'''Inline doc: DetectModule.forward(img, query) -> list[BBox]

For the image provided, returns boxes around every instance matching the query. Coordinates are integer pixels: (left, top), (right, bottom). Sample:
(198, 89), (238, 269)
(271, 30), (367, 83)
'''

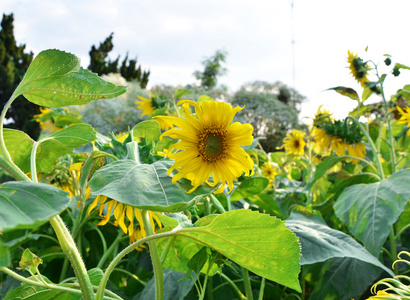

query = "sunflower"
(260, 161), (279, 185)
(282, 130), (307, 156)
(135, 93), (155, 117)
(311, 126), (366, 164)
(155, 100), (254, 194)
(347, 50), (370, 88)
(397, 105), (410, 135)
(88, 196), (162, 251)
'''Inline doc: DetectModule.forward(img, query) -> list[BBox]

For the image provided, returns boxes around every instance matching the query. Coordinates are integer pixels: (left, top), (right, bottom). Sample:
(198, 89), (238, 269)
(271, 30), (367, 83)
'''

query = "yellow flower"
(366, 290), (395, 299)
(347, 50), (370, 88)
(397, 106), (410, 135)
(157, 100), (254, 194)
(88, 196), (162, 251)
(135, 94), (155, 117)
(33, 107), (58, 132)
(283, 130), (307, 156)
(261, 162), (279, 185)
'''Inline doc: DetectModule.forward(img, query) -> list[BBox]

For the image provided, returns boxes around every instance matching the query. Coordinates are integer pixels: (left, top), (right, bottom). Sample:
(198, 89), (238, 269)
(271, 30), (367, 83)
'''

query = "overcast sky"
(3, 0), (410, 121)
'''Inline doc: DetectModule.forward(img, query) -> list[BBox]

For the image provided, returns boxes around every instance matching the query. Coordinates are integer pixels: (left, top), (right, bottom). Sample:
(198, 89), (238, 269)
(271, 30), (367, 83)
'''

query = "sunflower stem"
(141, 209), (164, 300)
(345, 116), (384, 179)
(376, 65), (397, 174)
(50, 215), (95, 300)
(241, 267), (254, 300)
(96, 230), (178, 300)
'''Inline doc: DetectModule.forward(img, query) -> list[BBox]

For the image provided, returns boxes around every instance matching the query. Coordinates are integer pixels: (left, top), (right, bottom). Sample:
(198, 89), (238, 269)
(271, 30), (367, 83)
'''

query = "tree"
(88, 33), (150, 88)
(230, 81), (307, 152)
(193, 50), (227, 90)
(0, 13), (38, 138)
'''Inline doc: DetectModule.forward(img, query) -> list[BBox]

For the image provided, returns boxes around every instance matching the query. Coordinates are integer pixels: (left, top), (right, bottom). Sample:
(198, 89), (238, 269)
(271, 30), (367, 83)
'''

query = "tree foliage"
(230, 81), (306, 152)
(88, 33), (150, 88)
(193, 50), (227, 90)
(0, 13), (38, 138)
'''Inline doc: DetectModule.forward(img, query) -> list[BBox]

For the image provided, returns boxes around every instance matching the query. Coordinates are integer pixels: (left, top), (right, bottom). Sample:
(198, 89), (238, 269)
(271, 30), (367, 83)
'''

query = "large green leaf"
(178, 209), (301, 292)
(89, 159), (214, 212)
(334, 169), (410, 256)
(36, 123), (96, 172)
(285, 212), (393, 276)
(0, 182), (70, 232)
(14, 49), (126, 107)
(309, 258), (383, 300)
(3, 129), (34, 173)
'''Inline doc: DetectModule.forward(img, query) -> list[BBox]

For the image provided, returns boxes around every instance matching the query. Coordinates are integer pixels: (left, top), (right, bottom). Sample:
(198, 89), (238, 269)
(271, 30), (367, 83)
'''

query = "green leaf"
(132, 120), (161, 144)
(78, 151), (117, 203)
(3, 129), (34, 173)
(89, 159), (214, 212)
(334, 169), (410, 256)
(303, 155), (343, 192)
(285, 212), (393, 276)
(0, 242), (11, 268)
(247, 193), (281, 217)
(309, 258), (383, 300)
(327, 86), (359, 101)
(173, 88), (192, 99)
(0, 182), (70, 232)
(230, 177), (269, 202)
(36, 124), (96, 172)
(157, 235), (217, 275)
(187, 246), (209, 275)
(178, 209), (301, 292)
(14, 49), (126, 107)
(362, 86), (373, 102)
(19, 248), (42, 274)
(139, 269), (196, 300)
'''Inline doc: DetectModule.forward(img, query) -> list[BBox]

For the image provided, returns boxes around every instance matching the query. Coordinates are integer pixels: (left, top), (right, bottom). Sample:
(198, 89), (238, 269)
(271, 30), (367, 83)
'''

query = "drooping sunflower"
(155, 100), (254, 194)
(311, 118), (366, 164)
(88, 196), (162, 250)
(260, 161), (279, 185)
(347, 50), (370, 88)
(135, 93), (155, 117)
(282, 130), (307, 156)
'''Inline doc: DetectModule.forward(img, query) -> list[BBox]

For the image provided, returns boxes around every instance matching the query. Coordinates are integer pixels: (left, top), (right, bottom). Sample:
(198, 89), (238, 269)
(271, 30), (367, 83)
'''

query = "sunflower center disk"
(198, 127), (227, 163)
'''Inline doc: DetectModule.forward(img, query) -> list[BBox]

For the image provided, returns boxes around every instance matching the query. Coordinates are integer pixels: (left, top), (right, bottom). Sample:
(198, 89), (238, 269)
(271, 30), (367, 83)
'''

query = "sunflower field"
(1, 48), (410, 300)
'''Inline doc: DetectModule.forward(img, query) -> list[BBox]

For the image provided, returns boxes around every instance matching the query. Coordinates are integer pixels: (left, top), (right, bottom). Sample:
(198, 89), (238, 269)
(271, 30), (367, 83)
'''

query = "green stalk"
(218, 273), (246, 300)
(241, 267), (253, 300)
(0, 267), (89, 298)
(29, 134), (95, 299)
(160, 235), (176, 264)
(96, 230), (178, 300)
(346, 116), (384, 179)
(0, 93), (17, 163)
(97, 231), (124, 269)
(50, 216), (95, 300)
(141, 209), (164, 300)
(0, 94), (30, 181)
(390, 227), (398, 275)
(257, 277), (265, 300)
